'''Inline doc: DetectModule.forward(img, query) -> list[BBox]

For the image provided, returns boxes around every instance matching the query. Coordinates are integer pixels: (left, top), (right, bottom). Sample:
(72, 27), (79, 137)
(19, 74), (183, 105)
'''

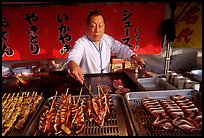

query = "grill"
(124, 89), (202, 136)
(25, 94), (136, 136)
(78, 108), (119, 136)
(2, 92), (44, 136)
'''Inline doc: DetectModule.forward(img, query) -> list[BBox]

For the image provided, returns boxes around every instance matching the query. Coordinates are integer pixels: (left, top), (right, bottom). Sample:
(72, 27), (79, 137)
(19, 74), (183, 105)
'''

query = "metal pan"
(25, 94), (136, 136)
(136, 77), (177, 91)
(123, 89), (202, 136)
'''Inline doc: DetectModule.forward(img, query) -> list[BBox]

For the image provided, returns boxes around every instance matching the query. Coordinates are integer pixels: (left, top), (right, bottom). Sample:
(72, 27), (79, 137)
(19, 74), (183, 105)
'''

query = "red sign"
(2, 3), (165, 60)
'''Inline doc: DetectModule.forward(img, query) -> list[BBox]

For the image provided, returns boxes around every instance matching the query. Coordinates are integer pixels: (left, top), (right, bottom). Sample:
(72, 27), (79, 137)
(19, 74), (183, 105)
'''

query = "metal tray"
(25, 94), (136, 136)
(124, 89), (202, 136)
(83, 72), (138, 94)
(2, 92), (44, 136)
(137, 77), (177, 91)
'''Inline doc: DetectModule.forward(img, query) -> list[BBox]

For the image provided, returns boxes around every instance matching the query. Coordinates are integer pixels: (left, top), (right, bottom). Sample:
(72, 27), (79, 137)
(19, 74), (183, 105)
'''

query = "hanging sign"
(2, 3), (165, 60)
(173, 2), (202, 48)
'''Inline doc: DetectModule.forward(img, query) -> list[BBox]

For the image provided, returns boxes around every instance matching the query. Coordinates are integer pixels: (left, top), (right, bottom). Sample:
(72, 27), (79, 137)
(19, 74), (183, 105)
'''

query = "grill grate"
(26, 94), (133, 136)
(131, 99), (202, 136)
(78, 108), (120, 136)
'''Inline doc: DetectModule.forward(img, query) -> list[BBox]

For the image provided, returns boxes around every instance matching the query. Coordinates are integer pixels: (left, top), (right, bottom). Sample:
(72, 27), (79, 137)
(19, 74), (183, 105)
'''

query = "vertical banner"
(2, 3), (165, 60)
(173, 2), (202, 48)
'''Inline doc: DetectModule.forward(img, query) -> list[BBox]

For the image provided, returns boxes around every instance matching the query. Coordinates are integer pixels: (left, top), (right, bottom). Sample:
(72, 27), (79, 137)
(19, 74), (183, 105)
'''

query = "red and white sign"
(2, 3), (165, 60)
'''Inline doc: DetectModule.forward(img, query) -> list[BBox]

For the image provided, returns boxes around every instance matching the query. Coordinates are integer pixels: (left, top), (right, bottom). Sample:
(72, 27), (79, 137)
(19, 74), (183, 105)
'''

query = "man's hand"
(131, 54), (145, 67)
(67, 60), (84, 84)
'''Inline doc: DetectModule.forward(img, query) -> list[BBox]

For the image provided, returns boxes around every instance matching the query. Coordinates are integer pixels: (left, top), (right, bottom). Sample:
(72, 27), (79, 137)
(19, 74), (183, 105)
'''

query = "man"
(67, 11), (145, 84)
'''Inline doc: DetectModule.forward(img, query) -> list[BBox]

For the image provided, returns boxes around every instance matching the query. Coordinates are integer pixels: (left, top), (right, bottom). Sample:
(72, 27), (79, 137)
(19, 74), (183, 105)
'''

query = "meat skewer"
(2, 93), (23, 125)
(84, 85), (96, 122)
(187, 111), (202, 128)
(30, 92), (43, 114)
(99, 85), (113, 115)
(170, 95), (200, 116)
(2, 93), (7, 102)
(14, 91), (43, 130)
(171, 95), (202, 129)
(71, 87), (85, 134)
(12, 92), (33, 130)
(141, 97), (176, 130)
(2, 92), (24, 136)
(142, 98), (166, 118)
(172, 116), (196, 132)
(158, 99), (184, 119)
(39, 91), (58, 136)
(2, 93), (19, 126)
(153, 115), (174, 130)
(55, 88), (72, 135)
(2, 93), (11, 109)
(2, 93), (16, 112)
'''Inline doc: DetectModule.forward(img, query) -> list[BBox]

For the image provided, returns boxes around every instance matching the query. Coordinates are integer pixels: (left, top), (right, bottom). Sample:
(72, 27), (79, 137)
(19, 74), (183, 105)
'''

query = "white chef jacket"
(67, 33), (135, 74)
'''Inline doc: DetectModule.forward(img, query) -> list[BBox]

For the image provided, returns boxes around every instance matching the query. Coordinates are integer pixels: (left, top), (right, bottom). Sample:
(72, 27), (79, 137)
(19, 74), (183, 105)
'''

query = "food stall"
(2, 2), (202, 136)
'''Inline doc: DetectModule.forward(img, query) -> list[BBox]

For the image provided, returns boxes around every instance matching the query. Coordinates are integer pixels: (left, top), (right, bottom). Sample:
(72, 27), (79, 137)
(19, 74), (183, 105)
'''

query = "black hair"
(86, 10), (105, 26)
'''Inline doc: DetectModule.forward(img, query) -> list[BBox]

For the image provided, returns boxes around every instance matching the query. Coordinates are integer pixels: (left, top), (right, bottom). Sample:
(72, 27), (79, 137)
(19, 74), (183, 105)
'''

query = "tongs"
(83, 83), (94, 98)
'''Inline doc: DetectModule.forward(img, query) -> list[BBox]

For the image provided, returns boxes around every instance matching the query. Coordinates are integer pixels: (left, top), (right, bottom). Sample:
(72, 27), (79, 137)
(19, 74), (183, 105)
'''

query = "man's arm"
(67, 60), (84, 84)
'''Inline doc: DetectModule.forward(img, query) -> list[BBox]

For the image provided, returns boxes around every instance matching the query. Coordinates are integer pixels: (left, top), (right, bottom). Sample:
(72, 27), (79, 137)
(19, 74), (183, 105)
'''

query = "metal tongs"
(83, 83), (94, 98)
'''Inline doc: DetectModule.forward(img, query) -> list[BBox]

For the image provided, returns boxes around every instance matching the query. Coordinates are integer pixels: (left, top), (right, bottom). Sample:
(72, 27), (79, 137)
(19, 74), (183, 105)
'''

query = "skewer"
(2, 93), (7, 99)
(21, 92), (24, 96)
(12, 93), (16, 98)
(5, 93), (11, 100)
(104, 92), (110, 113)
(42, 91), (58, 134)
(16, 92), (19, 97)
(50, 91), (58, 111)
(2, 93), (11, 106)
(65, 88), (69, 96)
(76, 87), (83, 106)
(27, 91), (30, 97)
(31, 91), (35, 97)
(97, 85), (100, 97)
(3, 93), (15, 109)
(99, 85), (104, 94)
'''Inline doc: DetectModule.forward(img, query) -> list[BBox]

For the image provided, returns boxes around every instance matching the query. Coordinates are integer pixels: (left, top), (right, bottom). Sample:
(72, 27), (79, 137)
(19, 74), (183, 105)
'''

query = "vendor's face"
(87, 15), (105, 42)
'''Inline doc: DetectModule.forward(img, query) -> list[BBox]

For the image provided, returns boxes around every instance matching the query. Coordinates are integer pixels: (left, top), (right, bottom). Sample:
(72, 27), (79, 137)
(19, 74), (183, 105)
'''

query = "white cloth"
(67, 33), (135, 74)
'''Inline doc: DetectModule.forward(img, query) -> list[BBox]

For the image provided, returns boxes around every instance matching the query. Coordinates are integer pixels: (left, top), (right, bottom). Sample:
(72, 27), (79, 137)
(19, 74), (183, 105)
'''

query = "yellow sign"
(173, 2), (202, 48)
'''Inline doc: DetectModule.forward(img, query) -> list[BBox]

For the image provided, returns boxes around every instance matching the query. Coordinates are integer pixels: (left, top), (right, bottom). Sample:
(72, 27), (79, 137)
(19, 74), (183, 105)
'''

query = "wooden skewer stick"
(99, 85), (104, 94)
(65, 88), (69, 96)
(65, 88), (70, 105)
(27, 92), (30, 97)
(2, 93), (7, 99)
(12, 93), (16, 98)
(50, 91), (58, 111)
(97, 85), (100, 97)
(4, 93), (11, 103)
(16, 92), (19, 97)
(76, 87), (83, 106)
(6, 93), (11, 100)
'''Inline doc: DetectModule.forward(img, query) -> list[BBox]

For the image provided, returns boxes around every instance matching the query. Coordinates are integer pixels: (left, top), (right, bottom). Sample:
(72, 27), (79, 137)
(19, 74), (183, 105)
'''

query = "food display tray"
(136, 77), (177, 91)
(25, 94), (136, 136)
(123, 89), (202, 136)
(2, 92), (44, 136)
